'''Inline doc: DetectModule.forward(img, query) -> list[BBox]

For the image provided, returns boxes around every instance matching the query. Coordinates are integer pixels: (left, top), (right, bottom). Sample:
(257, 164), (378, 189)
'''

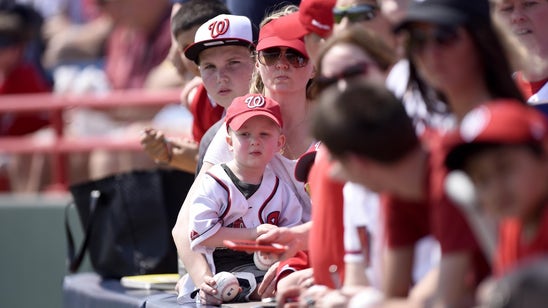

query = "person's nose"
(275, 53), (290, 70)
(250, 135), (260, 146)
(510, 6), (527, 24)
(216, 66), (229, 83)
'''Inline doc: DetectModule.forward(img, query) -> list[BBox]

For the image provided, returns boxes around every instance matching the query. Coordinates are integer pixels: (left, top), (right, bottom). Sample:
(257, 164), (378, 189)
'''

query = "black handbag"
(65, 168), (194, 279)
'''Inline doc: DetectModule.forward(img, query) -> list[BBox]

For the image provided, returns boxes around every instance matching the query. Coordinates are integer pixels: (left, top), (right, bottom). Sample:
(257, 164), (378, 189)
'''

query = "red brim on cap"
(256, 35), (308, 58)
(227, 112), (282, 132)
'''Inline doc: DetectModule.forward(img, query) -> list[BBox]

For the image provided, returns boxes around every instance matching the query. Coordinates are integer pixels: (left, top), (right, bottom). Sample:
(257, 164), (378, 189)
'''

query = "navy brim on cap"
(294, 142), (321, 183)
(394, 5), (467, 32)
(184, 39), (253, 64)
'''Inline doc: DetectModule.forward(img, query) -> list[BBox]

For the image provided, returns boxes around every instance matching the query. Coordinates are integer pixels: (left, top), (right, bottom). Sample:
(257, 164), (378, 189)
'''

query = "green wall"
(0, 195), (91, 308)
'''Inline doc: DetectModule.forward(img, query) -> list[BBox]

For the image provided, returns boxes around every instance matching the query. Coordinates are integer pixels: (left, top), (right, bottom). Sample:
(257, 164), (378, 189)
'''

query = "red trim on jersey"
(258, 176), (280, 224)
(206, 171), (232, 221)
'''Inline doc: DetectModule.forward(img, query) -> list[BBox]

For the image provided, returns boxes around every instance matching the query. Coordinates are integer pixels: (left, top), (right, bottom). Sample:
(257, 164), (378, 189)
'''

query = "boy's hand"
(256, 223), (278, 238)
(198, 275), (222, 306)
(140, 128), (171, 164)
(180, 76), (202, 109)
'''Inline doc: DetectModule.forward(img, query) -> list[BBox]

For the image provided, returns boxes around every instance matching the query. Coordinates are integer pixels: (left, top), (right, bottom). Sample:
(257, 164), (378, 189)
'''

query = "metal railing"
(0, 89), (181, 191)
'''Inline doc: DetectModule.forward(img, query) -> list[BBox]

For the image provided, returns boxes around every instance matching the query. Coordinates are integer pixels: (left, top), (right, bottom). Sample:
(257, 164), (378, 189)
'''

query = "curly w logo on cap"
(209, 19), (230, 38)
(226, 94), (284, 132)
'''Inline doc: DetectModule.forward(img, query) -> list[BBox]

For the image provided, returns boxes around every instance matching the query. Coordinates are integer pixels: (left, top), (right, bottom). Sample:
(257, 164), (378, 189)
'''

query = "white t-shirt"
(203, 122), (312, 222)
(343, 182), (441, 290)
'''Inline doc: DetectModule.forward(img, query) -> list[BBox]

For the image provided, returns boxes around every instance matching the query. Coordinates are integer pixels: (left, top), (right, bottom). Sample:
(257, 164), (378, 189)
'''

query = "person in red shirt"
(140, 1), (241, 174)
(0, 6), (51, 136)
(444, 101), (548, 277)
(0, 5), (52, 192)
(310, 80), (490, 307)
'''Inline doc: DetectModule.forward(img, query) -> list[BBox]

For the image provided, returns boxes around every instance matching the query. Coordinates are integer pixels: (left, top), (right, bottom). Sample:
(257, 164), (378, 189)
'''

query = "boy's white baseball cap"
(184, 14), (254, 64)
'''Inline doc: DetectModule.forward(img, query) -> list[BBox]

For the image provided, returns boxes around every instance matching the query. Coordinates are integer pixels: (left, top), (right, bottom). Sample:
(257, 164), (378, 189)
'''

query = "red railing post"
(47, 108), (68, 192)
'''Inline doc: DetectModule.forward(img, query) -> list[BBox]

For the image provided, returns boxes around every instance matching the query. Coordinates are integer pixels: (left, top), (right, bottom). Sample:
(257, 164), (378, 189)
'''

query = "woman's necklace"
(281, 142), (297, 160)
(281, 115), (310, 160)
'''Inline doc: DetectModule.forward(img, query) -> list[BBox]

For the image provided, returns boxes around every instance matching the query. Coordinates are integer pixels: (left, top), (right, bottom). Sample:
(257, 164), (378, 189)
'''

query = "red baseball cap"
(225, 94), (283, 132)
(444, 100), (548, 170)
(256, 18), (308, 57)
(271, 0), (336, 40)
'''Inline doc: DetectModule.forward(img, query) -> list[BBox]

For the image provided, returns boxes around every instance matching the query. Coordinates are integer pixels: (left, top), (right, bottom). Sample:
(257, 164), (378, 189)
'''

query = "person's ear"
(226, 133), (234, 151)
(277, 134), (286, 152)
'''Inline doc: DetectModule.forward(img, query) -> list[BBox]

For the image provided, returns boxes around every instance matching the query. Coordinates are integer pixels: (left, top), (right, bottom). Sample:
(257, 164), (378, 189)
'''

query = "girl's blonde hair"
(249, 5), (300, 95)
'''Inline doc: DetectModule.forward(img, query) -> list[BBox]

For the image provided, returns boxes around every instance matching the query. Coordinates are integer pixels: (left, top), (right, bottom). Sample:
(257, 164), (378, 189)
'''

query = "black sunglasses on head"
(258, 47), (309, 68)
(407, 25), (460, 52)
(333, 4), (378, 24)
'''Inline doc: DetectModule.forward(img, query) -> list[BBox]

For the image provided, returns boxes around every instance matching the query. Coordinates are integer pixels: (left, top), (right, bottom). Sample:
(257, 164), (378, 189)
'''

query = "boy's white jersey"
(189, 164), (303, 258)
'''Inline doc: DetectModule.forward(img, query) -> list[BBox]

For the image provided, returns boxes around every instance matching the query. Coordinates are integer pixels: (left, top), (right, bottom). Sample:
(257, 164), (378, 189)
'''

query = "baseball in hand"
(213, 271), (240, 302)
(254, 251), (277, 271)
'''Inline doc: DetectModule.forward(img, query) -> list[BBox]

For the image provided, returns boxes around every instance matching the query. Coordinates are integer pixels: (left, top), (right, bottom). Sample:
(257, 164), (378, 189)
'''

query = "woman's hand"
(257, 226), (305, 261)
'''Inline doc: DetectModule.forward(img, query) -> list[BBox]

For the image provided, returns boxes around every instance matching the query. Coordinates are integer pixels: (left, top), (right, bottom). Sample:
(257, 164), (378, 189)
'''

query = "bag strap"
(65, 190), (101, 273)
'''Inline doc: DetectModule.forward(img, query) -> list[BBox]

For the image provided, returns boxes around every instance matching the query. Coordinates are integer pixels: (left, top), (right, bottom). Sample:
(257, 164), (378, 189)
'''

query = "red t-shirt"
(105, 12), (171, 89)
(495, 205), (548, 276)
(382, 132), (490, 287)
(189, 84), (224, 143)
(1, 63), (51, 136)
(307, 145), (346, 288)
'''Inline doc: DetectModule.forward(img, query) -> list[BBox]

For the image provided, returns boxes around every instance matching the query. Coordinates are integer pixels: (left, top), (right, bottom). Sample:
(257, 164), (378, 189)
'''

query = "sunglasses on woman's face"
(258, 47), (309, 68)
(333, 4), (378, 24)
(407, 25), (460, 53)
(315, 62), (371, 91)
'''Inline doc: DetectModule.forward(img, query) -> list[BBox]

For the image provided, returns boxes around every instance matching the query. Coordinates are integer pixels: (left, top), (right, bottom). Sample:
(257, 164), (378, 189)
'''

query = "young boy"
(310, 79), (489, 307)
(1, 5), (51, 135)
(443, 101), (548, 277)
(171, 0), (230, 143)
(178, 94), (303, 303)
(140, 10), (255, 172)
(1, 5), (51, 192)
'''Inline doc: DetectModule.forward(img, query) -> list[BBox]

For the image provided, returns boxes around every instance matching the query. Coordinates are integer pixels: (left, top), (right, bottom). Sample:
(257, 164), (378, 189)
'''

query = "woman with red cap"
(172, 5), (316, 305)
